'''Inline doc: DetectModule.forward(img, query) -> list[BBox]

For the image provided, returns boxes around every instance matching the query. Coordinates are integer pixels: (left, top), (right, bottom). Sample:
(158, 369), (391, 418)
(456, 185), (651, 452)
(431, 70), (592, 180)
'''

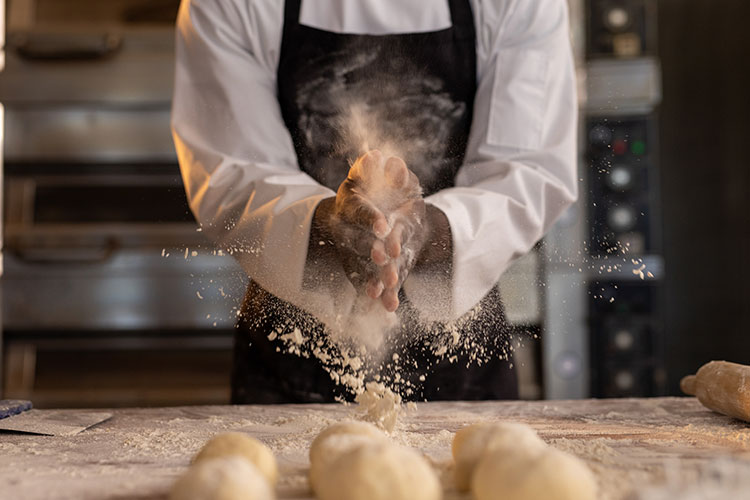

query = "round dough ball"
(316, 441), (441, 500)
(452, 422), (547, 491)
(309, 421), (385, 466)
(170, 456), (273, 500)
(193, 432), (278, 485)
(472, 448), (597, 500)
(309, 433), (384, 493)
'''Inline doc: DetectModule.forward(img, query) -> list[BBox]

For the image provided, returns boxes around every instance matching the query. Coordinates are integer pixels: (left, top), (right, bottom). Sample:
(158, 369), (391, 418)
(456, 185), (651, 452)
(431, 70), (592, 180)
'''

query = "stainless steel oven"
(1, 160), (247, 407)
(3, 163), (246, 332)
(0, 0), (246, 406)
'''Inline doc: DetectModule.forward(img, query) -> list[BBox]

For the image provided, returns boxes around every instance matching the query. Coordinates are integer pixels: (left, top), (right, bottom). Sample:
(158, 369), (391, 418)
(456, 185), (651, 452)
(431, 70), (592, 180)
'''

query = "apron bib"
(232, 0), (518, 403)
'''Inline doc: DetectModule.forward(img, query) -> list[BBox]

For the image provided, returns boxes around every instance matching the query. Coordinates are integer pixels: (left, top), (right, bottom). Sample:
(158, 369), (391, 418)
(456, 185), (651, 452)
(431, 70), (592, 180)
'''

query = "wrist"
(416, 204), (452, 269)
(311, 197), (336, 241)
(306, 197), (337, 264)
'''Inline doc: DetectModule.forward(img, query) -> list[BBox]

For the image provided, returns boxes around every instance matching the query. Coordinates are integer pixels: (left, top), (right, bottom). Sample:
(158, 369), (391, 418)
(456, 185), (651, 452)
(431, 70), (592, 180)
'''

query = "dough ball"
(316, 441), (441, 500)
(193, 432), (278, 485)
(309, 421), (385, 466)
(309, 433), (385, 493)
(170, 456), (273, 500)
(472, 447), (597, 500)
(452, 422), (547, 491)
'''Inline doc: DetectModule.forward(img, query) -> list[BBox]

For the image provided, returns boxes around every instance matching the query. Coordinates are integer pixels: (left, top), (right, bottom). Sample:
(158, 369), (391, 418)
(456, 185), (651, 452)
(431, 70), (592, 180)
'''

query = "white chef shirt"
(171, 0), (578, 326)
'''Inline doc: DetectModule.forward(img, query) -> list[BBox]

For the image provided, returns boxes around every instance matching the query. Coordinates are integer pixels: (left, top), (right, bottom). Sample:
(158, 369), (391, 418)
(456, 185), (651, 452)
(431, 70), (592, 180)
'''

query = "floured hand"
(330, 150), (426, 311)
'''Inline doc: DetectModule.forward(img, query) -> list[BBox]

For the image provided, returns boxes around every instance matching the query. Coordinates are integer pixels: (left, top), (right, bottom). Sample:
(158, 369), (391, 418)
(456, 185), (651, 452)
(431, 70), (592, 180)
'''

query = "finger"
(380, 261), (399, 289)
(343, 194), (389, 238)
(384, 157), (407, 189)
(385, 223), (405, 259)
(350, 195), (389, 237)
(381, 288), (400, 312)
(359, 150), (383, 175)
(405, 169), (423, 198)
(366, 278), (384, 299)
(373, 215), (390, 239)
(371, 239), (388, 266)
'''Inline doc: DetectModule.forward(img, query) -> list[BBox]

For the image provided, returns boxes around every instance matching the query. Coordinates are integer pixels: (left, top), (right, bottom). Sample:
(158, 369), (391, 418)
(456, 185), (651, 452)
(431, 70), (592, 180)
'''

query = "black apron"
(231, 0), (518, 403)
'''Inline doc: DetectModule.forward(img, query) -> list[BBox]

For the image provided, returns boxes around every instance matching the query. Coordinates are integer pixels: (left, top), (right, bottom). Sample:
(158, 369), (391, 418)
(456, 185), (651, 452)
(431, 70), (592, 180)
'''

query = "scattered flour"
(4, 401), (750, 500)
(354, 381), (404, 432)
(551, 438), (621, 466)
(629, 458), (750, 500)
(261, 290), (517, 406)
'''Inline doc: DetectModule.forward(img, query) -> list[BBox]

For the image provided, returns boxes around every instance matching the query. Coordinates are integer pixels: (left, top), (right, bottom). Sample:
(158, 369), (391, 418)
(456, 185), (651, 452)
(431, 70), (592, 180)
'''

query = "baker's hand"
(364, 155), (427, 312)
(331, 150), (426, 311)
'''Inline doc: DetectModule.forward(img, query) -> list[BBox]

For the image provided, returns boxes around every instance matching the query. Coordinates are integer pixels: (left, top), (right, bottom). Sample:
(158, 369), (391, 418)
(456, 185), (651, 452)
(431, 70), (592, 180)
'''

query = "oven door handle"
(9, 237), (120, 265)
(11, 33), (123, 61)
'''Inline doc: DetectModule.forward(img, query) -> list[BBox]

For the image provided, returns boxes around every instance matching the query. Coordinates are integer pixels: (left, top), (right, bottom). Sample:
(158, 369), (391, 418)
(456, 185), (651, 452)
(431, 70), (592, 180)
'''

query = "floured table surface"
(1, 398), (749, 500)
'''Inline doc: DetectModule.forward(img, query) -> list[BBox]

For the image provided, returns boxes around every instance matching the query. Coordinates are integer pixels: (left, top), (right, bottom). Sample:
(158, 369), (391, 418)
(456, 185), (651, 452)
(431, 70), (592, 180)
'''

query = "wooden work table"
(1, 398), (749, 499)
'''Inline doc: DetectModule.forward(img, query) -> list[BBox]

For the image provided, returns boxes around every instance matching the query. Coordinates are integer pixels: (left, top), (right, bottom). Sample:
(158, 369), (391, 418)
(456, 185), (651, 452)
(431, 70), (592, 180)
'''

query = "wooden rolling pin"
(681, 361), (750, 422)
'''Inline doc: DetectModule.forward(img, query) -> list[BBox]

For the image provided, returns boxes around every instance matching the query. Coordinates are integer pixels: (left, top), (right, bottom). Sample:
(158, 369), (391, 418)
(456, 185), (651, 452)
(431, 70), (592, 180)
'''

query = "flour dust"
(214, 43), (516, 403)
(293, 44), (466, 195)
(241, 284), (517, 405)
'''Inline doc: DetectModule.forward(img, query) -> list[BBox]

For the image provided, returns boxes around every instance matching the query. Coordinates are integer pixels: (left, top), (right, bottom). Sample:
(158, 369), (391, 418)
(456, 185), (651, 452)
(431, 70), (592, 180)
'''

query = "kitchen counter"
(1, 398), (749, 499)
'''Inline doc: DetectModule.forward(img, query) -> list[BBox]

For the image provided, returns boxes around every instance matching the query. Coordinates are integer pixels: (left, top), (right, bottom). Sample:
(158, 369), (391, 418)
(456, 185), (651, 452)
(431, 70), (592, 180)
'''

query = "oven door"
(2, 164), (246, 332)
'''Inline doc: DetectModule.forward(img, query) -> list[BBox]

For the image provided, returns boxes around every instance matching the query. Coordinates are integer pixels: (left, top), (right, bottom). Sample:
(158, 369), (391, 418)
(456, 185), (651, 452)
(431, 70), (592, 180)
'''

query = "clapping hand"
(329, 150), (427, 312)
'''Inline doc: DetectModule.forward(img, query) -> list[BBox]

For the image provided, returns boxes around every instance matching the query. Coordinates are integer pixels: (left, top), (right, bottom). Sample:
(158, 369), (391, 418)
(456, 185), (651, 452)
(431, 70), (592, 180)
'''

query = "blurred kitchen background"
(0, 0), (747, 408)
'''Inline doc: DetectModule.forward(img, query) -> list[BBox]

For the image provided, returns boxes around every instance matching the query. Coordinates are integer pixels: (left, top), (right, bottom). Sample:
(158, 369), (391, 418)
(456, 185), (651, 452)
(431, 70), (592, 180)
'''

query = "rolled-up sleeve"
(404, 0), (578, 319)
(172, 0), (347, 320)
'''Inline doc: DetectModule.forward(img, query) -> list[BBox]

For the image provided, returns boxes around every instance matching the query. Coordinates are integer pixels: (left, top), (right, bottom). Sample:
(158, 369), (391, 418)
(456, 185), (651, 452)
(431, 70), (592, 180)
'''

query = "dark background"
(658, 0), (750, 393)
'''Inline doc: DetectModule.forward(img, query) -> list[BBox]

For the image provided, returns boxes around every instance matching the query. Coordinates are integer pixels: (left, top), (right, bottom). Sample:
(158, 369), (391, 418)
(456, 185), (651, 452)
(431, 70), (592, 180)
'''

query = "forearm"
(305, 196), (337, 271)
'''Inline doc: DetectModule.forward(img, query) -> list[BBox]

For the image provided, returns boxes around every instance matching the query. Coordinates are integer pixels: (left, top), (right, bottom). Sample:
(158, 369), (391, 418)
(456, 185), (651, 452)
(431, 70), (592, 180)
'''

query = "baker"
(171, 0), (578, 403)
